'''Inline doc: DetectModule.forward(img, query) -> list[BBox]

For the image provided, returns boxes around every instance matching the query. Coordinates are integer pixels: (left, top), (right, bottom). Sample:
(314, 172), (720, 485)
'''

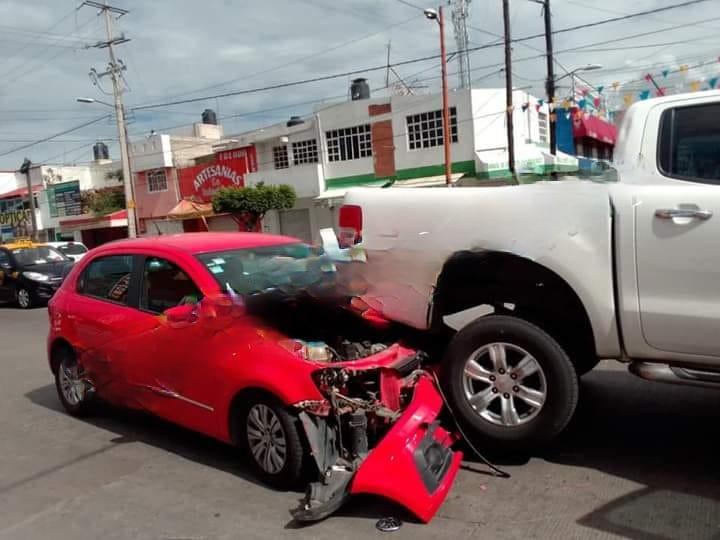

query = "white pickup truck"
(332, 90), (720, 450)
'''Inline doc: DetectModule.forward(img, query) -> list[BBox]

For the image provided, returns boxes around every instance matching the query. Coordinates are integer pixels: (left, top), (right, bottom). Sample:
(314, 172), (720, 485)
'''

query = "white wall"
(471, 89), (549, 152)
(0, 172), (22, 194)
(130, 134), (173, 172)
(391, 89), (475, 172)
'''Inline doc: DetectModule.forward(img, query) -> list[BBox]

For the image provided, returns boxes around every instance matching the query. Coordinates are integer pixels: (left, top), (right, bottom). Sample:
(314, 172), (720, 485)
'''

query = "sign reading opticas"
(178, 147), (257, 202)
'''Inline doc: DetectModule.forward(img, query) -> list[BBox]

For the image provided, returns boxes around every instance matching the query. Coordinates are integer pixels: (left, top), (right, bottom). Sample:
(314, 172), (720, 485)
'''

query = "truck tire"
(440, 315), (578, 451)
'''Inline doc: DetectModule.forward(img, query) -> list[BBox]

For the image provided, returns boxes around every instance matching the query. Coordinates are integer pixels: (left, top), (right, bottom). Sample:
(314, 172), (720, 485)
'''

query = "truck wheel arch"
(432, 250), (597, 374)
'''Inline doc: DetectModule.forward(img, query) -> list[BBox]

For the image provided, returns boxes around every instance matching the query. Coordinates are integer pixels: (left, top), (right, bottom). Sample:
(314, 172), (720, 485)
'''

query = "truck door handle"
(654, 208), (713, 220)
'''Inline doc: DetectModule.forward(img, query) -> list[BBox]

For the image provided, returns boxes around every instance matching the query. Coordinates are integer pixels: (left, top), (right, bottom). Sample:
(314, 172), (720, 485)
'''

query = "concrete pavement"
(1, 306), (719, 539)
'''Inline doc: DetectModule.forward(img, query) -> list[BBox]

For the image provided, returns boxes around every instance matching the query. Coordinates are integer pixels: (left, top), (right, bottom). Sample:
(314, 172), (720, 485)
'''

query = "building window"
(147, 169), (168, 193)
(292, 139), (318, 165)
(406, 107), (458, 150)
(538, 111), (548, 144)
(326, 124), (372, 162)
(273, 145), (289, 169)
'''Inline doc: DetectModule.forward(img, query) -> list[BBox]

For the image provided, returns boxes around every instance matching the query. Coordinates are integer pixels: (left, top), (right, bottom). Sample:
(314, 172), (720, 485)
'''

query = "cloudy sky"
(0, 0), (718, 169)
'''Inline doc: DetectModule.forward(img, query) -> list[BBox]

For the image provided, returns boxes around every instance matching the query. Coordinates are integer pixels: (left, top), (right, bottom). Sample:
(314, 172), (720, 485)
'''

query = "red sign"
(178, 146), (257, 202)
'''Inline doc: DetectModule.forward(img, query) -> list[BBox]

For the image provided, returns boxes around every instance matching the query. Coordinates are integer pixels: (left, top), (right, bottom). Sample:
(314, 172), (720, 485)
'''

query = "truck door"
(635, 101), (720, 357)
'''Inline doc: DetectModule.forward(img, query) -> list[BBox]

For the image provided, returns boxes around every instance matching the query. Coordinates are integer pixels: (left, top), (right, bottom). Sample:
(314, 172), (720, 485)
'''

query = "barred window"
(538, 111), (548, 144)
(406, 107), (458, 150)
(147, 169), (168, 193)
(273, 146), (289, 169)
(292, 139), (318, 165)
(326, 124), (372, 162)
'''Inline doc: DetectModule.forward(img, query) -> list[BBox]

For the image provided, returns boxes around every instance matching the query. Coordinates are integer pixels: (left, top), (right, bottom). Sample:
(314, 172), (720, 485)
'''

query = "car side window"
(0, 250), (10, 268)
(78, 255), (133, 305)
(140, 257), (201, 314)
(658, 103), (720, 185)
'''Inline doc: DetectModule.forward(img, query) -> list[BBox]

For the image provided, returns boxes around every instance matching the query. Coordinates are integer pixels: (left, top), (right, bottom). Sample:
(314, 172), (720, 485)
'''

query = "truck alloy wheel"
(462, 342), (547, 426)
(440, 315), (579, 451)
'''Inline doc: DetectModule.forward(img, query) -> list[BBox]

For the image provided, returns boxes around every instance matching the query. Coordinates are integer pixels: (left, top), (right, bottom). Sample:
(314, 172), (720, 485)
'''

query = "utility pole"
(541, 0), (556, 155)
(82, 0), (137, 238)
(502, 0), (516, 178)
(19, 158), (38, 241)
(439, 6), (452, 186)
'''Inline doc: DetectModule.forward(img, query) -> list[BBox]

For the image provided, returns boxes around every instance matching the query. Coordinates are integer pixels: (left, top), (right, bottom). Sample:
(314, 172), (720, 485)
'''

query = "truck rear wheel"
(440, 315), (578, 451)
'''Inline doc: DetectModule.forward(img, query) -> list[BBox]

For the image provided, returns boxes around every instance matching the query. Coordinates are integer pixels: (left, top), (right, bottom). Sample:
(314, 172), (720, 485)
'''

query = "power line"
(0, 14), (100, 90)
(0, 7), (80, 69)
(131, 0), (713, 112)
(0, 115), (110, 158)
(391, 0), (425, 11)
(152, 14), (420, 104)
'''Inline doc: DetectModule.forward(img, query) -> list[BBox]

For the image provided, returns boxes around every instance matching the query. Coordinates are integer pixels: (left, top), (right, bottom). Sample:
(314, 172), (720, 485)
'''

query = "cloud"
(0, 0), (718, 168)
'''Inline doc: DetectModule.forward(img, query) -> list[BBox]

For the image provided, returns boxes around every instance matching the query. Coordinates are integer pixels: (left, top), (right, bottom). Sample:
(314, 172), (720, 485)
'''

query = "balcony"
(245, 163), (323, 199)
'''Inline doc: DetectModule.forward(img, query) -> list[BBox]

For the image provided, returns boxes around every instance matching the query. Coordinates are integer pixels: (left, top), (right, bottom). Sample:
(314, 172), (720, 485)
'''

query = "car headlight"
(23, 271), (50, 282)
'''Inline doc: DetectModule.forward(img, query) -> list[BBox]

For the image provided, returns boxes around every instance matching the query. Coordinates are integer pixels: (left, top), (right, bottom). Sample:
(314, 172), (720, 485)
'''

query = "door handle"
(654, 208), (713, 220)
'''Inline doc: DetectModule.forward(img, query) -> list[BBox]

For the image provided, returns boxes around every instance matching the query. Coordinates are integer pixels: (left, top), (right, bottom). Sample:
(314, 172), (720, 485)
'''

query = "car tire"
(54, 346), (94, 417)
(239, 395), (304, 489)
(16, 287), (34, 309)
(440, 315), (578, 452)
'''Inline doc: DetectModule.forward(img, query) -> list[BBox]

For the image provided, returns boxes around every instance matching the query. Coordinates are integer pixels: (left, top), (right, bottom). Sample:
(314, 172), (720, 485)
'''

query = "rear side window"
(140, 257), (201, 314)
(78, 255), (133, 305)
(658, 103), (720, 185)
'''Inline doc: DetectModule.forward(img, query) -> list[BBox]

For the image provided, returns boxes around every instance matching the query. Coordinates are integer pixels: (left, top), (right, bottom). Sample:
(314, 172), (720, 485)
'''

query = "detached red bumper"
(350, 375), (462, 523)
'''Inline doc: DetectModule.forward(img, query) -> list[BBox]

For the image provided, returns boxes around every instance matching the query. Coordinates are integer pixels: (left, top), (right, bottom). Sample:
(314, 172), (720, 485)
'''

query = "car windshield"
(12, 246), (67, 266)
(57, 243), (87, 255)
(197, 242), (336, 297)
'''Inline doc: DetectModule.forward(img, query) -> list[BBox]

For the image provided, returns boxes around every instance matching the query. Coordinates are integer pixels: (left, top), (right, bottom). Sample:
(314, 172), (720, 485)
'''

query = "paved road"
(1, 306), (719, 539)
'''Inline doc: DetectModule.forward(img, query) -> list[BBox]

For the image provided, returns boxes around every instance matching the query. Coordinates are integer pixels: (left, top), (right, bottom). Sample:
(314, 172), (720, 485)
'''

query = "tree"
(212, 183), (296, 232)
(81, 187), (126, 216)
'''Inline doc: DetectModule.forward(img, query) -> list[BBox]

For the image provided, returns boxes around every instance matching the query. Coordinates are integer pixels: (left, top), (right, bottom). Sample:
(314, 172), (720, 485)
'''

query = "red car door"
(122, 255), (228, 438)
(67, 254), (159, 407)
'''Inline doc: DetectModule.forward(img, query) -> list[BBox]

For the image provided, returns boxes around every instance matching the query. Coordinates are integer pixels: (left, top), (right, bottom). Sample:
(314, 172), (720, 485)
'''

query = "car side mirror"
(197, 294), (246, 330)
(163, 304), (199, 328)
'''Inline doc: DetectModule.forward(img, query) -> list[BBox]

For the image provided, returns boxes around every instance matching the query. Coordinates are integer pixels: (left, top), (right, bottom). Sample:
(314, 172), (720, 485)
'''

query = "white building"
(222, 87), (566, 242)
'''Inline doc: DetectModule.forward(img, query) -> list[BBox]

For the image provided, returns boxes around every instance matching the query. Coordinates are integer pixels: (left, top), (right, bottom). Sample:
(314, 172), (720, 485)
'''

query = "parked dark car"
(0, 240), (74, 308)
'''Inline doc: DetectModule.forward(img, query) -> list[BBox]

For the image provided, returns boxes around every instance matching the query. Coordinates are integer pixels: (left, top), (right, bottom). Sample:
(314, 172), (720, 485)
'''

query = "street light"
(76, 97), (114, 107)
(77, 96), (137, 238)
(425, 6), (452, 186)
(556, 64), (603, 82)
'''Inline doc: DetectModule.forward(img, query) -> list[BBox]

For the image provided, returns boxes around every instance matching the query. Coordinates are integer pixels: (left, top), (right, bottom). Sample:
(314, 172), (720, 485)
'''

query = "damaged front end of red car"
(290, 345), (462, 524)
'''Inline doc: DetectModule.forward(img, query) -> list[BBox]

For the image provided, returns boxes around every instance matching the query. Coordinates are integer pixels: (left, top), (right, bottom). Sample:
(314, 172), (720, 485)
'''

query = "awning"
(572, 114), (617, 145)
(0, 184), (43, 200)
(60, 209), (128, 233)
(166, 199), (215, 219)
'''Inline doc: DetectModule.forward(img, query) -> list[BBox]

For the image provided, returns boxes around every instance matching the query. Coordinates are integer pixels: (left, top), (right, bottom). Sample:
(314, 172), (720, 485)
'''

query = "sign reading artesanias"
(178, 147), (258, 202)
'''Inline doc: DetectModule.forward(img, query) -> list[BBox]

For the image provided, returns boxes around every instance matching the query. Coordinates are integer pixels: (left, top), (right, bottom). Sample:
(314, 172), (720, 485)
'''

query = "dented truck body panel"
(343, 182), (620, 357)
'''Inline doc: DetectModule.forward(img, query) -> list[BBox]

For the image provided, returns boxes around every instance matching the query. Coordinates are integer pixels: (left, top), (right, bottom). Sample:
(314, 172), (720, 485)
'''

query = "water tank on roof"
(350, 78), (370, 101)
(202, 109), (218, 125)
(93, 141), (109, 161)
(286, 116), (304, 127)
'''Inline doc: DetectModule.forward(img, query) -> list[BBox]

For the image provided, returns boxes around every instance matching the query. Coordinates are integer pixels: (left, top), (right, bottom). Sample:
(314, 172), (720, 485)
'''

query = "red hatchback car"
(47, 233), (461, 522)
